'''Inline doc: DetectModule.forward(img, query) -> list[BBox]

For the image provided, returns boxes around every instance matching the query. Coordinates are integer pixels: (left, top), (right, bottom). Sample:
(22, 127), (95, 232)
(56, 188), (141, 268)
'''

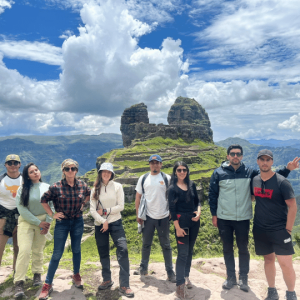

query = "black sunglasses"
(64, 167), (77, 172)
(229, 152), (242, 157)
(6, 161), (20, 166)
(176, 168), (187, 173)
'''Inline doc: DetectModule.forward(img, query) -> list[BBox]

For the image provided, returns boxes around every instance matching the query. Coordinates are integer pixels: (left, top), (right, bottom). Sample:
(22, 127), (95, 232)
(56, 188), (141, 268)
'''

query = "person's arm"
(89, 188), (106, 224)
(107, 183), (124, 214)
(16, 186), (47, 227)
(208, 171), (219, 227)
(285, 198), (297, 233)
(135, 192), (143, 224)
(41, 186), (64, 220)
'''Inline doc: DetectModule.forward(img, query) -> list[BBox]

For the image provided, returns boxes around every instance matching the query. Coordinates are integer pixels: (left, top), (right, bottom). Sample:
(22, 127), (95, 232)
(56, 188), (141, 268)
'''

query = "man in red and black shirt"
(39, 159), (90, 300)
(252, 149), (297, 300)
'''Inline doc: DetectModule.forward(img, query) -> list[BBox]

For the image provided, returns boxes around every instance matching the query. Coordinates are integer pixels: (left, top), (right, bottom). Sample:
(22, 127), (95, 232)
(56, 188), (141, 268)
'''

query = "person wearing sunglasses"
(14, 163), (55, 298)
(38, 159), (90, 300)
(167, 161), (201, 299)
(252, 150), (297, 300)
(90, 162), (134, 298)
(209, 144), (300, 293)
(0, 154), (22, 274)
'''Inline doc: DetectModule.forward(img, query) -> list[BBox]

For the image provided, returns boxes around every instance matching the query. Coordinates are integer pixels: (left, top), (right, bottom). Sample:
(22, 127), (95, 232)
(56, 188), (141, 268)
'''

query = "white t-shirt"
(0, 174), (22, 210)
(136, 172), (171, 220)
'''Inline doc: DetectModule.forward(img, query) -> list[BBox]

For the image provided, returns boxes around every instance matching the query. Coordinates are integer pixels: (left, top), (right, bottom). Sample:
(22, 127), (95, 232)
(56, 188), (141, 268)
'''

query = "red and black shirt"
(41, 178), (90, 219)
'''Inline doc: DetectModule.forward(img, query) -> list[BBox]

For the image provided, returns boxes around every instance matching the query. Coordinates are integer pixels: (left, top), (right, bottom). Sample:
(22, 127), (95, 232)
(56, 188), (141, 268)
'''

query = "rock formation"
(120, 97), (213, 147)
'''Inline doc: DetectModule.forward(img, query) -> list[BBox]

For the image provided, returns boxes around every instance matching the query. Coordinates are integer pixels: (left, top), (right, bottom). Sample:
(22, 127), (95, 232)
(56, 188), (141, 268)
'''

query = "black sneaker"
(98, 280), (114, 290)
(265, 287), (279, 300)
(133, 267), (148, 276)
(286, 291), (297, 300)
(167, 271), (176, 283)
(222, 276), (237, 290)
(238, 275), (249, 292)
(119, 286), (134, 298)
(33, 273), (42, 286)
(14, 280), (25, 298)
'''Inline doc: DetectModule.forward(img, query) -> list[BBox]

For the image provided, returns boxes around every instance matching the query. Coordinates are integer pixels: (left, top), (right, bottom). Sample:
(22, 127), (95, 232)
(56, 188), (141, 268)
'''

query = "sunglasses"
(6, 161), (20, 166)
(64, 167), (77, 172)
(176, 168), (187, 173)
(229, 152), (242, 157)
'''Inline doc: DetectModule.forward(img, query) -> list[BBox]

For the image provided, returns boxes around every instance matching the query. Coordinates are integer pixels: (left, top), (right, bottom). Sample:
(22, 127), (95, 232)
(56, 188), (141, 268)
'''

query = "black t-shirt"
(252, 173), (295, 231)
(168, 181), (200, 221)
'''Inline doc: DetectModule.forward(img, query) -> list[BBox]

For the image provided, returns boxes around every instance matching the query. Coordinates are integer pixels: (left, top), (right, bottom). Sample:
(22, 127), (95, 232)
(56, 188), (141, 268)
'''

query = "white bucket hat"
(99, 162), (114, 174)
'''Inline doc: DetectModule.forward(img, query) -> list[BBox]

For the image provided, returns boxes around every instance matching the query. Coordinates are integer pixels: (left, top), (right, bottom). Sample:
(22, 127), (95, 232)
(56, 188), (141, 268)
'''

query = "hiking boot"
(286, 291), (297, 300)
(175, 283), (188, 299)
(222, 276), (237, 290)
(133, 266), (148, 275)
(14, 280), (25, 298)
(238, 275), (249, 292)
(265, 287), (279, 300)
(33, 273), (42, 286)
(38, 283), (53, 300)
(167, 270), (176, 283)
(98, 280), (114, 290)
(72, 273), (83, 289)
(185, 277), (192, 289)
(119, 286), (134, 298)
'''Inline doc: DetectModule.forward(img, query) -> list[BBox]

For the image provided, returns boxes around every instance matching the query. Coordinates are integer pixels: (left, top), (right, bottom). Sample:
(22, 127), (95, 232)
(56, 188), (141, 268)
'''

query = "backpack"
(0, 173), (6, 183)
(141, 172), (169, 194)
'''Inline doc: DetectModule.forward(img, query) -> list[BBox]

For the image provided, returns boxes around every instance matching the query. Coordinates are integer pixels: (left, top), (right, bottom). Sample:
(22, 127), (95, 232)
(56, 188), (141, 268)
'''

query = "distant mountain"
(216, 137), (300, 195)
(249, 139), (300, 149)
(0, 134), (123, 184)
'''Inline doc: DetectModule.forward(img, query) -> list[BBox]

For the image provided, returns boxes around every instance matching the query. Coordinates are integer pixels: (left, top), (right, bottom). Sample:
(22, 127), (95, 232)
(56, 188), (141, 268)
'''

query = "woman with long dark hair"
(168, 161), (201, 299)
(90, 162), (134, 298)
(14, 163), (55, 298)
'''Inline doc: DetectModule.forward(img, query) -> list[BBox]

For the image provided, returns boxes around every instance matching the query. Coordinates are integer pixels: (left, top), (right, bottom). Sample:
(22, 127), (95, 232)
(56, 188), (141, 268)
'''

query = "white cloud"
(0, 0), (188, 136)
(0, 39), (63, 65)
(278, 114), (300, 132)
(0, 110), (120, 135)
(58, 0), (188, 116)
(59, 30), (74, 39)
(0, 0), (13, 14)
(234, 128), (276, 140)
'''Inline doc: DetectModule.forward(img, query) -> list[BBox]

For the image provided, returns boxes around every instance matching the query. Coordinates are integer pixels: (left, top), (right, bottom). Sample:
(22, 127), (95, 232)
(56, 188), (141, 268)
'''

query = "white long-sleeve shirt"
(90, 180), (124, 225)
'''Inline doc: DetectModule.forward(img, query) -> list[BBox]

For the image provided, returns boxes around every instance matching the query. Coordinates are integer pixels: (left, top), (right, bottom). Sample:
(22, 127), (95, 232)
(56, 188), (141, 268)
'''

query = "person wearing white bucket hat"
(90, 162), (134, 298)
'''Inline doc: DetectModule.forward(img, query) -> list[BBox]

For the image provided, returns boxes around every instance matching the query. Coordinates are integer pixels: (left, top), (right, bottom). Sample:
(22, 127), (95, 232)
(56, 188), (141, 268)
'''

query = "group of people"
(0, 146), (298, 300)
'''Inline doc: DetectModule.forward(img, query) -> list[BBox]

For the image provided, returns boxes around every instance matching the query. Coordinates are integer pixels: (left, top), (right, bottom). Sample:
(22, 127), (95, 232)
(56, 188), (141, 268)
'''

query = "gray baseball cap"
(257, 149), (273, 159)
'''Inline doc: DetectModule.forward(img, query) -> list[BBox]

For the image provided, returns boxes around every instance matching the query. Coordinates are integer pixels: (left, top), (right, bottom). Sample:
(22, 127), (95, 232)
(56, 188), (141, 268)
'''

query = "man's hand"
(137, 217), (144, 225)
(287, 157), (300, 171)
(212, 216), (218, 228)
(40, 228), (48, 235)
(100, 221), (109, 233)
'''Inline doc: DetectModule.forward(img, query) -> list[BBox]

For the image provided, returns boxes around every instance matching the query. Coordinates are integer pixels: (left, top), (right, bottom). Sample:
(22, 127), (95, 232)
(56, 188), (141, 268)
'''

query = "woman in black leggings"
(168, 161), (201, 299)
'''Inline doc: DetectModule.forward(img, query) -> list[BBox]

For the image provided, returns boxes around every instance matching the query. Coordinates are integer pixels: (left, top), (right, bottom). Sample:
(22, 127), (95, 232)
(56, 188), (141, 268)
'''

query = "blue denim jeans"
(45, 217), (83, 284)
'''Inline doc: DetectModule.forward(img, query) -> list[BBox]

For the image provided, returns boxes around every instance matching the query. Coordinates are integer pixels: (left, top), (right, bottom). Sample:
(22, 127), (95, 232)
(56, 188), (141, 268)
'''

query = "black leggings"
(175, 212), (200, 286)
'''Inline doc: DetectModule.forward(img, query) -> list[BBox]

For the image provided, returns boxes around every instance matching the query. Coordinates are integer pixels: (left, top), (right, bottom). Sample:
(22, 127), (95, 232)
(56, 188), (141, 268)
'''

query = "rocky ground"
(1, 257), (300, 300)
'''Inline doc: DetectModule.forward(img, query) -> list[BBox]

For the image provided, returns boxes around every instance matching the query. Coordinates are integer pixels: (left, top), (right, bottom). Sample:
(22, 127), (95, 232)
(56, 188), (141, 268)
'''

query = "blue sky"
(0, 0), (300, 141)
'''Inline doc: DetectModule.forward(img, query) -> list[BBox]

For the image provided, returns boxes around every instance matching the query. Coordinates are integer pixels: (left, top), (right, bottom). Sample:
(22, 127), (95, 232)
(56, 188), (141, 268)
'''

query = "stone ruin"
(120, 97), (213, 147)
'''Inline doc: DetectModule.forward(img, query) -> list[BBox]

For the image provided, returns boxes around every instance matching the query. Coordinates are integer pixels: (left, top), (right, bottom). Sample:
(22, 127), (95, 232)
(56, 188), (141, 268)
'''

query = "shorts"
(253, 226), (294, 256)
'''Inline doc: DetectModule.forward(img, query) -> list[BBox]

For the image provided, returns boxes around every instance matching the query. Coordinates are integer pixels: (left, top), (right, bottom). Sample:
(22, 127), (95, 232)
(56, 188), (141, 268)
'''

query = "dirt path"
(1, 258), (300, 299)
